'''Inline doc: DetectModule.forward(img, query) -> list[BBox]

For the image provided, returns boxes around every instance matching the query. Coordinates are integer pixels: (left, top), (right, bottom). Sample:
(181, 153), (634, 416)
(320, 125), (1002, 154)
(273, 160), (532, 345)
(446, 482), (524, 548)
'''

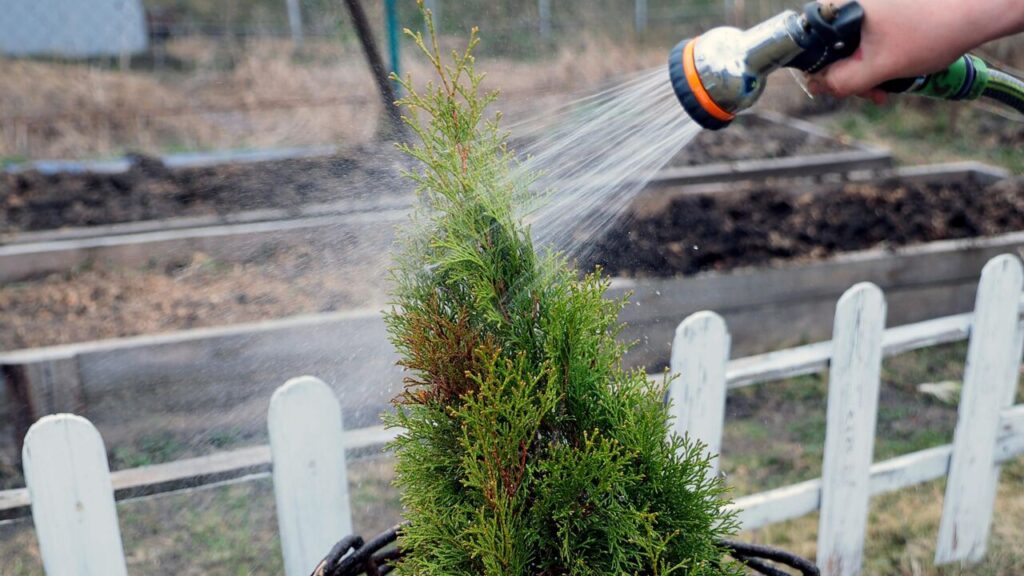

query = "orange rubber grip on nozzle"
(683, 38), (736, 123)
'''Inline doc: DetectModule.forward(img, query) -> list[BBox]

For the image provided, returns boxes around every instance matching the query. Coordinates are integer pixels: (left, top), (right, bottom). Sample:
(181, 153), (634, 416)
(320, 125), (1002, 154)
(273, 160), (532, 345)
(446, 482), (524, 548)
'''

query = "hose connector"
(879, 55), (990, 101)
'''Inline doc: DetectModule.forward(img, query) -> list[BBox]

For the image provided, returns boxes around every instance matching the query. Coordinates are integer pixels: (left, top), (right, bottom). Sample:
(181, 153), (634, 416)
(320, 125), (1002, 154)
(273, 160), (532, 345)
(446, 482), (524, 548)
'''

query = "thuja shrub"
(384, 6), (741, 575)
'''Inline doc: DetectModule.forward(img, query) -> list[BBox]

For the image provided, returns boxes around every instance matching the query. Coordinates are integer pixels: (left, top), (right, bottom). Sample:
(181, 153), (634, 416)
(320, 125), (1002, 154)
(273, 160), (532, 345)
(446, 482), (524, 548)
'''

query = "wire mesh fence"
(0, 0), (738, 160)
(2, 0), (1021, 161)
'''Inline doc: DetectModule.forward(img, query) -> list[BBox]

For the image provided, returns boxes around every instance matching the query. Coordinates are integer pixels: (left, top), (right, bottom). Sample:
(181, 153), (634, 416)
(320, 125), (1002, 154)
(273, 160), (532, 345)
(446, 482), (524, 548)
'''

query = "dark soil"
(1, 115), (852, 234)
(0, 145), (410, 234)
(587, 177), (1024, 278)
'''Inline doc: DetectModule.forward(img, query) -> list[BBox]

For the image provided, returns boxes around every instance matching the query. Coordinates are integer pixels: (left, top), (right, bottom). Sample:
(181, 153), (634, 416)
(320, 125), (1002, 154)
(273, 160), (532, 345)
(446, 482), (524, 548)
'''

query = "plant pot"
(310, 524), (820, 576)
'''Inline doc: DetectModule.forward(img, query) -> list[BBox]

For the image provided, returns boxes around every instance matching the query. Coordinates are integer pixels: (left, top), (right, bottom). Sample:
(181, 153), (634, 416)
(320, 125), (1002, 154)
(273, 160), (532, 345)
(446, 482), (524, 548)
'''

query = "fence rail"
(5, 253), (1023, 576)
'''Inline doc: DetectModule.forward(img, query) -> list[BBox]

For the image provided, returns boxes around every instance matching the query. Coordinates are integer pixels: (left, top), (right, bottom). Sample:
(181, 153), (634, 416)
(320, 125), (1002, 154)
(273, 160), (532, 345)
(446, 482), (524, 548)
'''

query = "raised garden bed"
(0, 112), (879, 241)
(589, 165), (1020, 278)
(0, 144), (411, 236)
(2, 164), (1008, 349)
(2, 163), (1020, 471)
(602, 163), (1021, 366)
(669, 110), (851, 167)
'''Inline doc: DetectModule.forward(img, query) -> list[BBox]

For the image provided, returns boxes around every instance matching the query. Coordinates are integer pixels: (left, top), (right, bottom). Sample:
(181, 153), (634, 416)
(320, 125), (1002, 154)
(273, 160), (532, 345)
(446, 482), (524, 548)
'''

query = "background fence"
(0, 0), (722, 160)
(5, 0), (1019, 161)
(8, 253), (1024, 576)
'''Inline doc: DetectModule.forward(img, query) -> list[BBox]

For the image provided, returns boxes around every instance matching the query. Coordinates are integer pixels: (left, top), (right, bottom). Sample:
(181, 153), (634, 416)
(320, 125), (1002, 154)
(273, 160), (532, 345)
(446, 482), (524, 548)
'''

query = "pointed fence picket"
(269, 376), (353, 576)
(13, 253), (1024, 576)
(936, 255), (1024, 565)
(670, 311), (730, 476)
(817, 283), (886, 576)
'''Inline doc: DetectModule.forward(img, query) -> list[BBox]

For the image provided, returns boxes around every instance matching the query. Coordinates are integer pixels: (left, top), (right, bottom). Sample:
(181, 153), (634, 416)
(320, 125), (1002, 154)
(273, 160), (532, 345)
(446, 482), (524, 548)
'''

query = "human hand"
(807, 0), (1024, 102)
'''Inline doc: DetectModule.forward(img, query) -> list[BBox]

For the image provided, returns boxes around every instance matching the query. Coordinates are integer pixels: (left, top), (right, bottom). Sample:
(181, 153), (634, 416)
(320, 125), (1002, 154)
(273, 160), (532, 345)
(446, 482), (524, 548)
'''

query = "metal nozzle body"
(690, 11), (806, 115)
(670, 1), (865, 130)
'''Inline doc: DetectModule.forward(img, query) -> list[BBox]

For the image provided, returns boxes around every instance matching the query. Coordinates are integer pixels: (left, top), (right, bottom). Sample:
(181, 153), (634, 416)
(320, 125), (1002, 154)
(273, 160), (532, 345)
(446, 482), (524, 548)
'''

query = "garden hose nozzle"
(669, 1), (1024, 130)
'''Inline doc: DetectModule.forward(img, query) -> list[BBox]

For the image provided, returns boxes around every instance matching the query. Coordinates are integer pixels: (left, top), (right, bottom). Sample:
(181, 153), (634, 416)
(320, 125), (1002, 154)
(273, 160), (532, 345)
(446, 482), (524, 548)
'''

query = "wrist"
(978, 0), (1024, 42)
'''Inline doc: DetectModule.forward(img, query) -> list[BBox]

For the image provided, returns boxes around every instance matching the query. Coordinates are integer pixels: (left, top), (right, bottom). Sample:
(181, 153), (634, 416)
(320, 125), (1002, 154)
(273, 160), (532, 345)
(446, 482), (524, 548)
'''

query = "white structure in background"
(1, 0), (148, 58)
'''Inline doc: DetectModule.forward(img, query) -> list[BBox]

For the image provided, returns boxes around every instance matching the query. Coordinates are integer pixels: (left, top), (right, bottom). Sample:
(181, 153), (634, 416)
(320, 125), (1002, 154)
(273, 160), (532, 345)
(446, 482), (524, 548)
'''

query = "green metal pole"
(385, 0), (401, 93)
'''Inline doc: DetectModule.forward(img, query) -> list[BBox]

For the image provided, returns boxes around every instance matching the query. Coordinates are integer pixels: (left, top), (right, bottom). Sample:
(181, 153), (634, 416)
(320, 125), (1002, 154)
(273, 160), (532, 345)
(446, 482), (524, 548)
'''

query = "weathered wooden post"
(635, 0), (648, 33)
(817, 283), (886, 576)
(670, 311), (730, 477)
(3, 353), (85, 456)
(936, 254), (1024, 565)
(538, 0), (552, 40)
(285, 0), (304, 49)
(22, 414), (128, 576)
(342, 0), (403, 137)
(269, 376), (353, 576)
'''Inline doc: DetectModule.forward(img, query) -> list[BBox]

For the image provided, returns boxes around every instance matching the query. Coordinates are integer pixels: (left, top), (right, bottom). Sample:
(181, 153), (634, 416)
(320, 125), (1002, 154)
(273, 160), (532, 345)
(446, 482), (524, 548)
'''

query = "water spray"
(669, 1), (1024, 130)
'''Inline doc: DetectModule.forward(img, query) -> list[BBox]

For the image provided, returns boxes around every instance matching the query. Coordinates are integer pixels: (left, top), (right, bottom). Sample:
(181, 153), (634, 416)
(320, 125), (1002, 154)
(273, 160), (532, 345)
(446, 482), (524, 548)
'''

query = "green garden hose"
(984, 68), (1024, 115)
(881, 55), (1024, 115)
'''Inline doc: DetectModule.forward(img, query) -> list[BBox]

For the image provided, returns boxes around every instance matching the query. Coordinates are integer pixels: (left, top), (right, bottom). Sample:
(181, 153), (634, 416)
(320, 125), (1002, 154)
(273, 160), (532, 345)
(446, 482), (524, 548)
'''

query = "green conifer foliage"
(384, 5), (742, 574)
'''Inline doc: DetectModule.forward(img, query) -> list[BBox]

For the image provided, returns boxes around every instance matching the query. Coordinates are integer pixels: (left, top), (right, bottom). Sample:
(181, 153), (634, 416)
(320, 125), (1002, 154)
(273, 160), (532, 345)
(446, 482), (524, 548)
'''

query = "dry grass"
(3, 344), (1022, 574)
(0, 456), (401, 576)
(0, 239), (392, 350)
(747, 460), (1024, 575)
(1, 36), (664, 160)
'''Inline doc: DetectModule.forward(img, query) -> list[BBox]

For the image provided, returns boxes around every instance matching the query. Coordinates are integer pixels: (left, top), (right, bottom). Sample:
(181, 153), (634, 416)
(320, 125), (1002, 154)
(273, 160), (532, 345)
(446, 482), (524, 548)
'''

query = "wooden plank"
(0, 286), (1017, 469)
(732, 404), (1024, 531)
(1, 195), (412, 246)
(936, 255), (1024, 565)
(669, 312), (730, 476)
(725, 307), (989, 388)
(22, 414), (128, 576)
(613, 230), (1024, 327)
(615, 230), (1024, 365)
(647, 149), (893, 188)
(3, 146), (338, 177)
(817, 283), (886, 576)
(2, 357), (84, 450)
(0, 424), (399, 519)
(888, 161), (1009, 186)
(0, 486), (29, 517)
(269, 377), (353, 576)
(0, 308), (397, 463)
(111, 445), (271, 496)
(0, 208), (407, 283)
(631, 162), (1002, 221)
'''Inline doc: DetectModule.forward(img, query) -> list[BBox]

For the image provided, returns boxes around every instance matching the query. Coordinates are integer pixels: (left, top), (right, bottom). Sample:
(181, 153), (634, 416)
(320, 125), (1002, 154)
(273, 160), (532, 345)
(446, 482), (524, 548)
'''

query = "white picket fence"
(15, 254), (1024, 576)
